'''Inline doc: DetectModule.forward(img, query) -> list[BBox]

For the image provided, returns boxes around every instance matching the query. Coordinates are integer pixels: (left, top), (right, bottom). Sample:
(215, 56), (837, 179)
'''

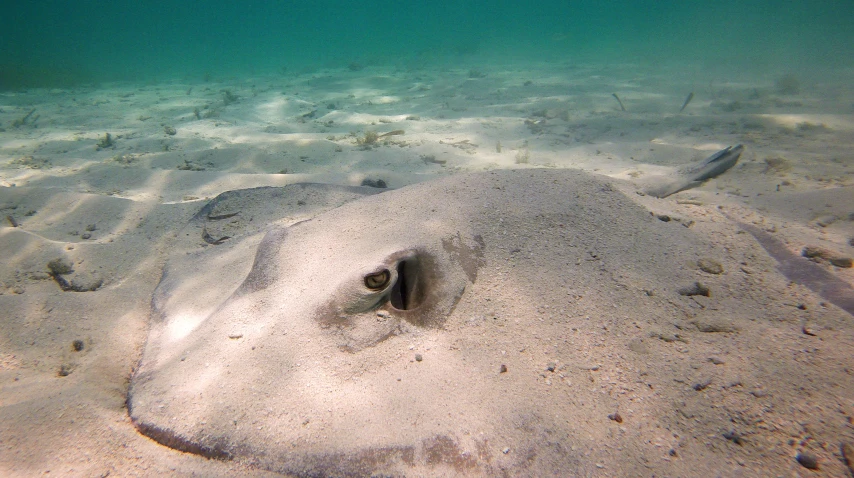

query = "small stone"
(800, 247), (851, 266)
(723, 430), (744, 446)
(796, 451), (819, 470)
(678, 282), (710, 297)
(69, 272), (103, 292)
(801, 246), (854, 269)
(58, 364), (72, 377)
(47, 258), (73, 275)
(85, 224), (97, 232)
(815, 215), (837, 227)
(608, 412), (623, 423)
(546, 362), (556, 372)
(360, 178), (388, 188)
(499, 364), (508, 374)
(164, 125), (177, 135)
(697, 258), (723, 274)
(692, 320), (737, 333)
(502, 447), (510, 454)
(415, 354), (423, 362)
(72, 339), (84, 351)
(841, 442), (854, 475)
(81, 233), (91, 240)
(802, 246), (828, 259)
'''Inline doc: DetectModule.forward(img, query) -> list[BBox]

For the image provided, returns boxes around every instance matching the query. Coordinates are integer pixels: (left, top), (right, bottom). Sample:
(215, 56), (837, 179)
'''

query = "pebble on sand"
(677, 282), (710, 297)
(607, 412), (623, 423)
(697, 258), (723, 274)
(796, 451), (819, 470)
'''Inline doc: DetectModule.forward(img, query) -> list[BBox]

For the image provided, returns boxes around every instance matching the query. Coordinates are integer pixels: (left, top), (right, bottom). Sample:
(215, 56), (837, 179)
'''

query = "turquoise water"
(1, 1), (853, 89)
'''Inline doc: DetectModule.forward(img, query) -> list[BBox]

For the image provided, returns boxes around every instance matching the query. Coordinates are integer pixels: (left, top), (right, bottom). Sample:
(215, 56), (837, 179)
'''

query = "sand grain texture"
(1, 63), (853, 476)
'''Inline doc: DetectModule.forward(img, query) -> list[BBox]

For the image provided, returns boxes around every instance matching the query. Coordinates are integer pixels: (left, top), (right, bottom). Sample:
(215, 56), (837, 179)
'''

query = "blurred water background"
(1, 0), (852, 89)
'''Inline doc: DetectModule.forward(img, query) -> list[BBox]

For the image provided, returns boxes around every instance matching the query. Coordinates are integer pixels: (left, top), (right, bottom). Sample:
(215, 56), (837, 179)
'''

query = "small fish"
(612, 93), (626, 112)
(679, 92), (694, 113)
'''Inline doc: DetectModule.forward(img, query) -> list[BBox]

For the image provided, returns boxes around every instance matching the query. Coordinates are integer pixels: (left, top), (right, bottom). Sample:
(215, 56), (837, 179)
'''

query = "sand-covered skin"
(1, 62), (853, 476)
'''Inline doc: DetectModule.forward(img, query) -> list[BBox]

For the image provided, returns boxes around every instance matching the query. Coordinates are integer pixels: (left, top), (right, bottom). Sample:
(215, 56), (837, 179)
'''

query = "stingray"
(130, 167), (790, 475)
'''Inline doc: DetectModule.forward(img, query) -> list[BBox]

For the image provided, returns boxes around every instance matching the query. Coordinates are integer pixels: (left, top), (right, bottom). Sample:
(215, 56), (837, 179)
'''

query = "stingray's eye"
(364, 269), (391, 290)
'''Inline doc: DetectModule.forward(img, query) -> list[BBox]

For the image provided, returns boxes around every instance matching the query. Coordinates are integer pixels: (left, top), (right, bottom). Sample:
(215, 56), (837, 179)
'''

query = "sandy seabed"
(1, 62), (853, 476)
